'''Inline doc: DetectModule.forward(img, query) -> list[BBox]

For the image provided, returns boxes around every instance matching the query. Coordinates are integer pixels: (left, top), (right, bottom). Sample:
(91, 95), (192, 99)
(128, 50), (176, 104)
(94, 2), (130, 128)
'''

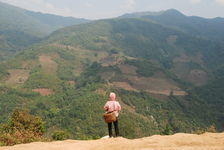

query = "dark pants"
(108, 119), (119, 137)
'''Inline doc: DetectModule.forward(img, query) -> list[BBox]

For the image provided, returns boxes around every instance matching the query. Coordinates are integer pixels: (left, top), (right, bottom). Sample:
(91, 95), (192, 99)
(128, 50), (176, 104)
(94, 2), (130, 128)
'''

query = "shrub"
(0, 110), (44, 146)
(52, 130), (70, 140)
(162, 124), (173, 135)
(207, 124), (217, 133)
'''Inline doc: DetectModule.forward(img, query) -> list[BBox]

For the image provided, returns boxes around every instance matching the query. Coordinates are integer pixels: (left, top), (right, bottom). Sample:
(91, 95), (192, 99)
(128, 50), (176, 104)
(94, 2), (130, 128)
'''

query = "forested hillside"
(0, 2), (88, 60)
(0, 9), (223, 140)
(121, 9), (224, 41)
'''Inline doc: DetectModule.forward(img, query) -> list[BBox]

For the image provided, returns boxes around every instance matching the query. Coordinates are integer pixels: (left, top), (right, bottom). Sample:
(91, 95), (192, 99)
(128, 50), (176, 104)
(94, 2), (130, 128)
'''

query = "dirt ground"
(112, 81), (138, 91)
(39, 54), (58, 74)
(111, 75), (187, 96)
(1, 132), (223, 150)
(186, 69), (209, 86)
(118, 64), (137, 75)
(5, 69), (30, 85)
(146, 90), (187, 96)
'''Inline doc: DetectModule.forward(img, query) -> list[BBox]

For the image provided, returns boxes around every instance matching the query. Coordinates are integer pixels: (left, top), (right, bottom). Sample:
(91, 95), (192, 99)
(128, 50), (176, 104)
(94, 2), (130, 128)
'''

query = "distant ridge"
(25, 11), (89, 29)
(0, 1), (89, 37)
(120, 9), (224, 41)
(0, 1), (89, 60)
(119, 9), (185, 18)
(119, 10), (165, 18)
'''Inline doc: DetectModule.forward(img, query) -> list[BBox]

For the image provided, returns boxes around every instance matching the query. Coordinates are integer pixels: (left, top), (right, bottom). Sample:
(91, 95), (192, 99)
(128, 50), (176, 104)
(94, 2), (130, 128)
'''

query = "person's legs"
(113, 120), (119, 137)
(108, 123), (113, 137)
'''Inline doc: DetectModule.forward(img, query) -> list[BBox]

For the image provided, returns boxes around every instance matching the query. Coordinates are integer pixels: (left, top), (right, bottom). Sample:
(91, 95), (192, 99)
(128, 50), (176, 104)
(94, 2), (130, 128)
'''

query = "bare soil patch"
(95, 88), (107, 96)
(21, 60), (37, 70)
(101, 57), (117, 66)
(187, 69), (209, 86)
(128, 76), (178, 90)
(5, 69), (30, 85)
(107, 73), (187, 96)
(173, 53), (203, 64)
(118, 64), (137, 75)
(127, 76), (187, 96)
(112, 82), (137, 91)
(39, 54), (58, 74)
(172, 53), (208, 86)
(50, 43), (74, 50)
(66, 80), (76, 85)
(148, 93), (169, 100)
(146, 90), (187, 96)
(32, 88), (54, 96)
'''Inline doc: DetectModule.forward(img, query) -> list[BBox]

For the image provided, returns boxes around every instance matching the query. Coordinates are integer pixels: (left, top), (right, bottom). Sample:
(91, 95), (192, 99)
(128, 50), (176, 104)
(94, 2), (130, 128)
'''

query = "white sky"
(0, 0), (224, 19)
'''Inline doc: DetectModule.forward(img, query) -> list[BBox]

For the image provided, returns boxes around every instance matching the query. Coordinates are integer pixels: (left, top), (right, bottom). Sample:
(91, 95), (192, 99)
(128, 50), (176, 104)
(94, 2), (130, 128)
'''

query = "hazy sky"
(0, 0), (224, 19)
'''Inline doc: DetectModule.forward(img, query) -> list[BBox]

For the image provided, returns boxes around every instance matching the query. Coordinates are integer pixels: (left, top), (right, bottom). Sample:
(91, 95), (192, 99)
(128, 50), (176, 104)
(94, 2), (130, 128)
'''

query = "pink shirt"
(104, 101), (121, 117)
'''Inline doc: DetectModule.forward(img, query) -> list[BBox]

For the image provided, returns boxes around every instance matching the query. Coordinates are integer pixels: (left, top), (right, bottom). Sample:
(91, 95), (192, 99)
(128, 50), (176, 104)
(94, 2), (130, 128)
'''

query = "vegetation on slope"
(0, 9), (224, 143)
(0, 1), (88, 60)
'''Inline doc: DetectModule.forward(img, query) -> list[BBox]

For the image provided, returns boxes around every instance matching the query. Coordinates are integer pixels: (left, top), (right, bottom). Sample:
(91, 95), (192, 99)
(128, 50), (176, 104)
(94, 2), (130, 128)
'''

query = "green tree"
(52, 130), (70, 140)
(162, 124), (173, 135)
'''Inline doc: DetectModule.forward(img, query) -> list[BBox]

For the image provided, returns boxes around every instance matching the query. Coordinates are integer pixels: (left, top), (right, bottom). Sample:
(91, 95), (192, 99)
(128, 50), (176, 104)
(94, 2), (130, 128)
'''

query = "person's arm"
(104, 102), (109, 111)
(116, 102), (121, 112)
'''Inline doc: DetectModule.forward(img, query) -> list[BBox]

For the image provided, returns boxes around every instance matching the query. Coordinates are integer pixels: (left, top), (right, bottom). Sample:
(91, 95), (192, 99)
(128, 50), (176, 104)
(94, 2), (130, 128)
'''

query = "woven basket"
(103, 112), (117, 123)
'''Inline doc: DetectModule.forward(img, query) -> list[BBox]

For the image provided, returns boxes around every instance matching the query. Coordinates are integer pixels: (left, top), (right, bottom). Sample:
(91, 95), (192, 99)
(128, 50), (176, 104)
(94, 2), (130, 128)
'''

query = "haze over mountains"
(121, 9), (224, 41)
(0, 1), (224, 140)
(0, 2), (88, 60)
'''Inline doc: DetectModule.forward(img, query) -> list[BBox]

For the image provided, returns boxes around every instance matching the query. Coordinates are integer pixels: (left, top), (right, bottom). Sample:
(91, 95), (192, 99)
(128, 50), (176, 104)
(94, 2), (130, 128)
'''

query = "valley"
(0, 2), (224, 143)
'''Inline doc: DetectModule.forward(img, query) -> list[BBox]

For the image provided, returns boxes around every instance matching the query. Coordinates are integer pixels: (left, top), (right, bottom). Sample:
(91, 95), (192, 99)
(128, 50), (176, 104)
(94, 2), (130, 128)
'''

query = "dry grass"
(129, 75), (187, 96)
(146, 90), (187, 96)
(105, 69), (187, 96)
(111, 79), (187, 96)
(100, 56), (122, 67)
(66, 80), (76, 85)
(5, 69), (30, 85)
(95, 88), (107, 96)
(173, 53), (203, 64)
(172, 52), (208, 86)
(112, 82), (138, 92)
(38, 54), (58, 74)
(32, 88), (54, 96)
(186, 69), (209, 86)
(118, 64), (137, 75)
(128, 76), (178, 90)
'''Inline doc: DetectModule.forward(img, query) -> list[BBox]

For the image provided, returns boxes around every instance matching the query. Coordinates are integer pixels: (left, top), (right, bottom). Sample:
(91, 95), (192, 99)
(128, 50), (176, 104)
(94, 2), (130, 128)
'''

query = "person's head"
(109, 92), (116, 101)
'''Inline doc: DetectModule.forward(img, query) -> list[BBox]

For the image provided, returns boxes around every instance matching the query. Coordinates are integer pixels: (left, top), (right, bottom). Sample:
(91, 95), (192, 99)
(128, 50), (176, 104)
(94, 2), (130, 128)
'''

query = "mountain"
(119, 10), (165, 18)
(121, 9), (224, 41)
(0, 9), (224, 140)
(0, 2), (89, 60)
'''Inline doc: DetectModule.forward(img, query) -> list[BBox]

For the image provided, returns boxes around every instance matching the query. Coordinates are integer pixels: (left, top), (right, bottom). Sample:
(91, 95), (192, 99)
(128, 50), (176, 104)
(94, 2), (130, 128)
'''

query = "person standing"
(103, 92), (121, 137)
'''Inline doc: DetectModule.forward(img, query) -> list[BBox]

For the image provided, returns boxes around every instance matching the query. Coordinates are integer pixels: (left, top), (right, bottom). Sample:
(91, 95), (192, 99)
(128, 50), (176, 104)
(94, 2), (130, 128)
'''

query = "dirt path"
(1, 132), (223, 150)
